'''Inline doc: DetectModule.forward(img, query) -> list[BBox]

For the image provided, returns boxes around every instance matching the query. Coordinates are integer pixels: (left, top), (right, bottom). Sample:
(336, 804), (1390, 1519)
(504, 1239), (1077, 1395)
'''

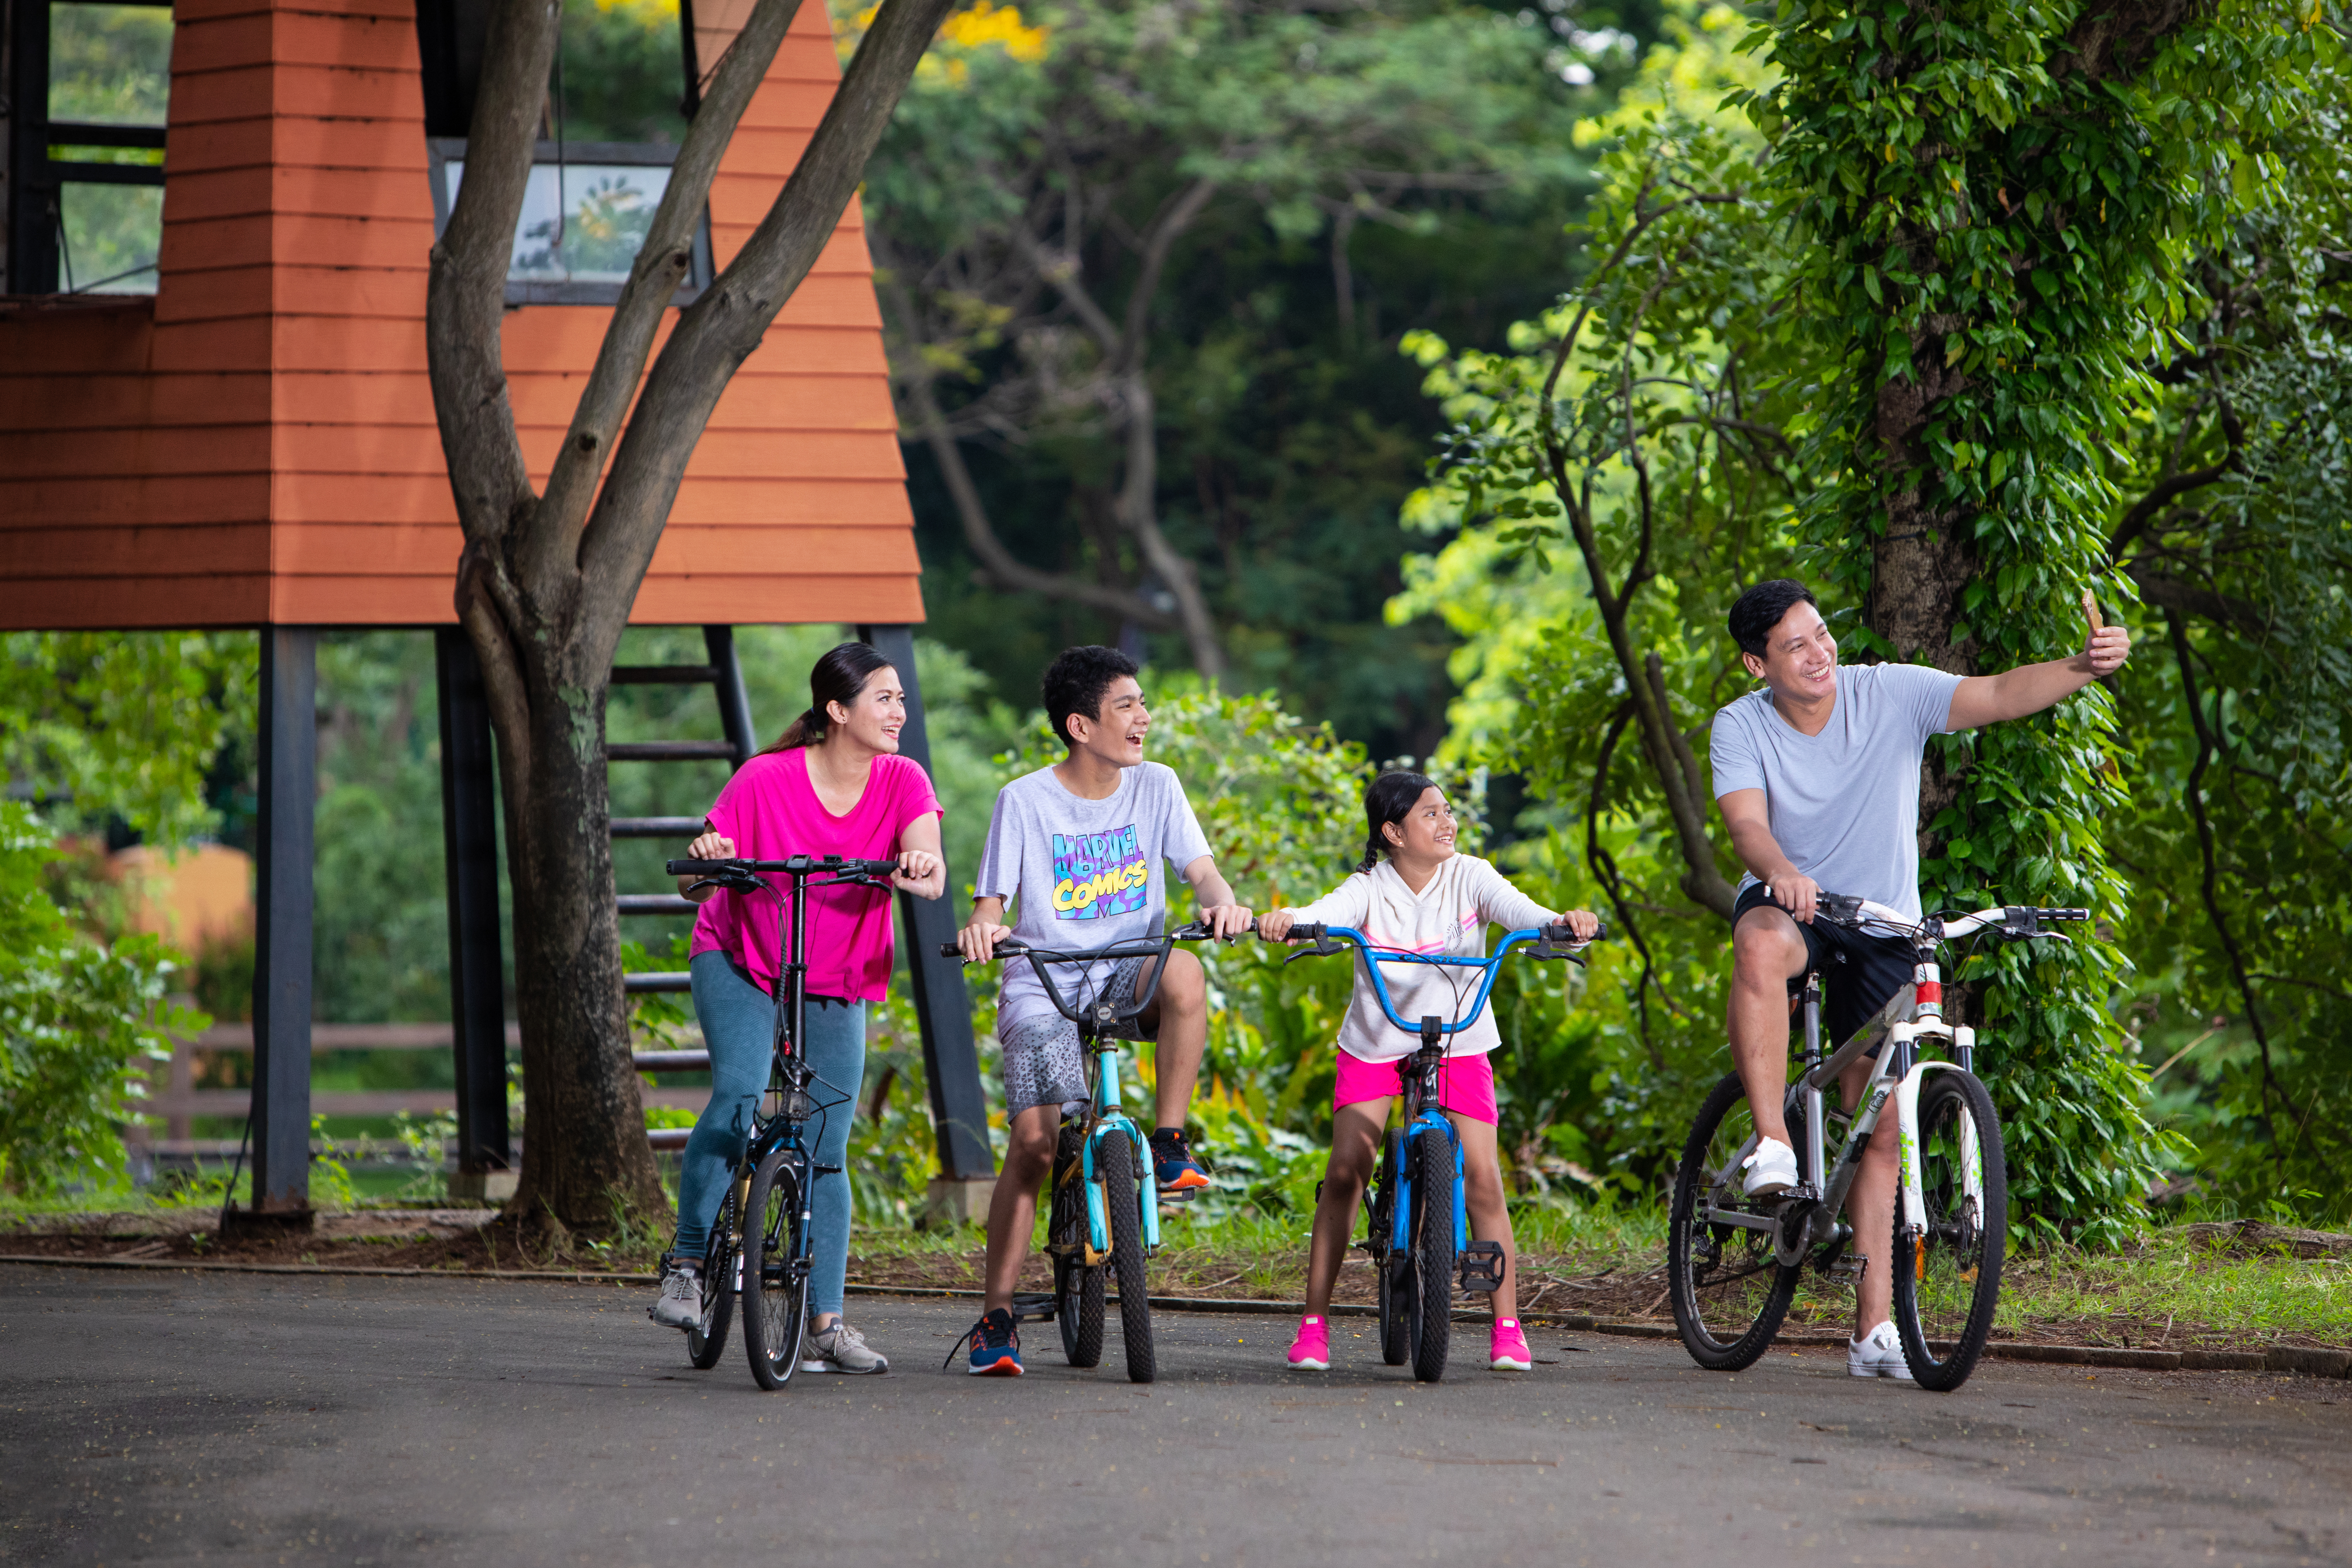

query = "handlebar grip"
(1282, 922), (1328, 940)
(1541, 921), (1607, 943)
(2043, 908), (2092, 922)
(667, 858), (735, 877)
(936, 938), (1029, 960)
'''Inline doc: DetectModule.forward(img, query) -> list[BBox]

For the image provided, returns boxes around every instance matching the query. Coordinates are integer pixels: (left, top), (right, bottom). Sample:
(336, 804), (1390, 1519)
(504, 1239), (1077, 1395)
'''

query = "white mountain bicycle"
(1667, 894), (2089, 1391)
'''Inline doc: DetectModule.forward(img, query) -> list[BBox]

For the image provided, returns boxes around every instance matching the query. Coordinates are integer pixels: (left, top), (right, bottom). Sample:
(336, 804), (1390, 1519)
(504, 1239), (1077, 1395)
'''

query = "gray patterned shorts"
(997, 955), (1150, 1119)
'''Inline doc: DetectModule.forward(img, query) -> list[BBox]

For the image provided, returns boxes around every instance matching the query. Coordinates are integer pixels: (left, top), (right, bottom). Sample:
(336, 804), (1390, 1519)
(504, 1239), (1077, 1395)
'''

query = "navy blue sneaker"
(957, 1308), (1022, 1376)
(1151, 1127), (1210, 1199)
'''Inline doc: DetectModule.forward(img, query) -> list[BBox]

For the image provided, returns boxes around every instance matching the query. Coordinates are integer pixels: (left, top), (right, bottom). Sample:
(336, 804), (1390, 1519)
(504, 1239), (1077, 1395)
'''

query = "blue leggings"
(671, 949), (865, 1318)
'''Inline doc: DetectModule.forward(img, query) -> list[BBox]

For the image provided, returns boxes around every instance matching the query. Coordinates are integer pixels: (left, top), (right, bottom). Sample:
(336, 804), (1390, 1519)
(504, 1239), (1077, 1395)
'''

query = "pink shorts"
(1331, 1046), (1498, 1125)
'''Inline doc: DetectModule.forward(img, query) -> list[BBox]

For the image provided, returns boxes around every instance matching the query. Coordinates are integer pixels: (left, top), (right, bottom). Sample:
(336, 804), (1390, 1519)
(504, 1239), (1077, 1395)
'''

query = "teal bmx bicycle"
(1279, 918), (1603, 1381)
(940, 921), (1223, 1383)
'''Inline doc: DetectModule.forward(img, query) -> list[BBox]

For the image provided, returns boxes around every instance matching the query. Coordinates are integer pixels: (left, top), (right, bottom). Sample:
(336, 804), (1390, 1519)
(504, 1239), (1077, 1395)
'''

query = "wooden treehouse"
(0, 0), (991, 1218)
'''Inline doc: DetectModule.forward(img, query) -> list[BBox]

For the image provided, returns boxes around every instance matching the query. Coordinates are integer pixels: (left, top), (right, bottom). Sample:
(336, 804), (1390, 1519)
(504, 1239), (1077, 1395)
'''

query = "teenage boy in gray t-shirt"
(951, 645), (1253, 1375)
(1710, 577), (2130, 1382)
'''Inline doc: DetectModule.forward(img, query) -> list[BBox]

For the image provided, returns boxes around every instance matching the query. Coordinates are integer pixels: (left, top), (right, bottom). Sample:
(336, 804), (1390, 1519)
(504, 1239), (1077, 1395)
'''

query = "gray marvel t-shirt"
(973, 761), (1213, 1035)
(1708, 662), (1965, 922)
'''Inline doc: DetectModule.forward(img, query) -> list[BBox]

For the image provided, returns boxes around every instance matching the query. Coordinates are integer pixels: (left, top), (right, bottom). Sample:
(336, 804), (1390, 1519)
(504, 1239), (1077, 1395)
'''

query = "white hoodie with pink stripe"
(1283, 854), (1557, 1064)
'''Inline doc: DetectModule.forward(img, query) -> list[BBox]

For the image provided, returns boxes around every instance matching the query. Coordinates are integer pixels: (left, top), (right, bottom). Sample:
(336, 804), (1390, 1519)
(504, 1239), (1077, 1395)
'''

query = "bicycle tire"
(1052, 1125), (1105, 1367)
(1372, 1135), (1409, 1366)
(1409, 1127), (1454, 1383)
(742, 1145), (810, 1391)
(1668, 1069), (1801, 1371)
(685, 1196), (736, 1370)
(1100, 1129), (1156, 1383)
(1892, 1070), (2006, 1392)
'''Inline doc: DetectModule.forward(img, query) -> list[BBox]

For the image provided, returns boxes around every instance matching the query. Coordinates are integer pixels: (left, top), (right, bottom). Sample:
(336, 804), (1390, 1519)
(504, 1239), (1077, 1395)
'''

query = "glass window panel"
(444, 159), (672, 286)
(59, 181), (163, 293)
(557, 0), (689, 145)
(49, 2), (174, 127)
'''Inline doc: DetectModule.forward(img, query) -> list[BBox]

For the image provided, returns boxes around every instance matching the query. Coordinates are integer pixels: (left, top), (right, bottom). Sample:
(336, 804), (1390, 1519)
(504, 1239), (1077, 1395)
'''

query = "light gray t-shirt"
(973, 761), (1214, 1035)
(1708, 662), (1965, 922)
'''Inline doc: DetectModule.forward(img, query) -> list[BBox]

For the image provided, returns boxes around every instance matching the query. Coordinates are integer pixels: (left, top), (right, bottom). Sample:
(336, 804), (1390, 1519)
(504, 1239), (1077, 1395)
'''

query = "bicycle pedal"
(1457, 1240), (1506, 1293)
(1826, 1252), (1868, 1279)
(1007, 1291), (1058, 1324)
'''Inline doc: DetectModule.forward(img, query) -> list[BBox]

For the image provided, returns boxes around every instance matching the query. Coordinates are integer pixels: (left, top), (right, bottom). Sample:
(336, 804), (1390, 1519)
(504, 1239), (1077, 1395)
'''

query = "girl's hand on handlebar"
(1256, 908), (1299, 943)
(1556, 908), (1600, 941)
(956, 920), (1010, 964)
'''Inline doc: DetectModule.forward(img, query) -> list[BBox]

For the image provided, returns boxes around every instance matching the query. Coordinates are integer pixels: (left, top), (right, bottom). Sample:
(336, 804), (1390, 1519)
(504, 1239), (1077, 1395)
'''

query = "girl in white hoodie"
(1259, 770), (1599, 1373)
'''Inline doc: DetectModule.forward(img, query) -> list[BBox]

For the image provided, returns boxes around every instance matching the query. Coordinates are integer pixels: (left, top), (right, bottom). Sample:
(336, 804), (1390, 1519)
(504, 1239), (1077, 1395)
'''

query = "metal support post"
(243, 625), (317, 1228)
(859, 624), (997, 1221)
(435, 629), (513, 1202)
(703, 625), (758, 763)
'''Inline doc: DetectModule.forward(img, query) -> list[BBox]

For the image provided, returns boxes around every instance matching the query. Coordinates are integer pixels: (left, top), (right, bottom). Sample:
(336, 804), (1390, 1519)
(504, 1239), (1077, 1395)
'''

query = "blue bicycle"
(1280, 919), (1603, 1381)
(940, 922), (1223, 1382)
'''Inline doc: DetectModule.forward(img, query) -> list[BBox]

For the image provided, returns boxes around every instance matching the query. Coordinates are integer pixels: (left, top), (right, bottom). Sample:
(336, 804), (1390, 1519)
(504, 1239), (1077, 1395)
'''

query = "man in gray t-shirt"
(1710, 577), (2131, 1380)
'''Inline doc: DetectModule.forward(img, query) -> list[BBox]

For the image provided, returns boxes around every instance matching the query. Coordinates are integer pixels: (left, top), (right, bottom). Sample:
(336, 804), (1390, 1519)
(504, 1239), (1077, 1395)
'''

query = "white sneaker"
(1847, 1320), (1915, 1381)
(801, 1321), (889, 1374)
(1740, 1137), (1800, 1198)
(649, 1261), (702, 1330)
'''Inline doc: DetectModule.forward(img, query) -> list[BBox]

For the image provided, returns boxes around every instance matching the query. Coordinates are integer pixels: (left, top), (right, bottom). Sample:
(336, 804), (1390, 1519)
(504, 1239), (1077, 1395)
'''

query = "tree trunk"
(427, 0), (959, 1239)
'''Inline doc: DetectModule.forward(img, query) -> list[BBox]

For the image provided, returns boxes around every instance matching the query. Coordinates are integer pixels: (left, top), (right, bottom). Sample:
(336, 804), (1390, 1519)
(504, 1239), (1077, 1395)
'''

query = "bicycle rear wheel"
(1372, 1136), (1409, 1366)
(1408, 1127), (1455, 1383)
(742, 1145), (810, 1391)
(1100, 1129), (1156, 1383)
(685, 1194), (737, 1370)
(1892, 1070), (2006, 1392)
(1668, 1070), (1801, 1371)
(1052, 1122), (1105, 1368)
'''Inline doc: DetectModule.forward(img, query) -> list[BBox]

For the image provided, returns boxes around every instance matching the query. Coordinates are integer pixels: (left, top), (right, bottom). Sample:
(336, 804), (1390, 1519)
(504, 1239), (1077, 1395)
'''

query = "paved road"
(1, 1264), (2345, 1567)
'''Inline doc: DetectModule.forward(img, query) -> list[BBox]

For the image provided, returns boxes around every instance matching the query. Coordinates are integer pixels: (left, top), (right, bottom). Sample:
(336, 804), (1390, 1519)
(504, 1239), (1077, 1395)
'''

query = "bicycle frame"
(1288, 923), (1595, 1264)
(1697, 900), (2076, 1262)
(993, 930), (1207, 1255)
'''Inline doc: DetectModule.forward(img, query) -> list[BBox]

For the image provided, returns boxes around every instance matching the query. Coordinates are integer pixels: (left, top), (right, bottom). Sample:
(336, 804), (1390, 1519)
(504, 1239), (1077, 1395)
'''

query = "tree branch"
(572, 0), (965, 663)
(533, 0), (806, 588)
(425, 0), (562, 557)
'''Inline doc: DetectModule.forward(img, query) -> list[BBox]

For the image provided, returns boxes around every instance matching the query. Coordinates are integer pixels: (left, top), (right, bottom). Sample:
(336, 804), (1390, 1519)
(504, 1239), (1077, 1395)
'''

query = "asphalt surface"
(1, 1264), (2345, 1567)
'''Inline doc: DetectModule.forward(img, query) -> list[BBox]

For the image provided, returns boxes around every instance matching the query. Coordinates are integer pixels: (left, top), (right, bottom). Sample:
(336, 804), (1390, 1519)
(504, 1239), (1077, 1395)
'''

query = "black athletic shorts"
(1732, 881), (1915, 1051)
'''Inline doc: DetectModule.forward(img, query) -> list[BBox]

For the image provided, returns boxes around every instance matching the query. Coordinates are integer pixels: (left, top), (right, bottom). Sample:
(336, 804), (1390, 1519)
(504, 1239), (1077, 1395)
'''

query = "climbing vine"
(1736, 0), (2332, 1237)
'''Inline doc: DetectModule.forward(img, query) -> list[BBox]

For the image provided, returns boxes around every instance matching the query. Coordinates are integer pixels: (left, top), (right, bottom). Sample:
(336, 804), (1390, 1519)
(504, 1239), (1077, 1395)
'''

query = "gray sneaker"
(801, 1321), (889, 1374)
(649, 1261), (702, 1331)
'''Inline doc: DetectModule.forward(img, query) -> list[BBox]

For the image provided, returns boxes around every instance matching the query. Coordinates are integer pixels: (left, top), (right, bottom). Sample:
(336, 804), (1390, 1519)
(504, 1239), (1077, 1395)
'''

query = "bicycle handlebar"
(1811, 893), (2092, 941)
(1270, 920), (1606, 1040)
(668, 855), (904, 880)
(933, 920), (1222, 962)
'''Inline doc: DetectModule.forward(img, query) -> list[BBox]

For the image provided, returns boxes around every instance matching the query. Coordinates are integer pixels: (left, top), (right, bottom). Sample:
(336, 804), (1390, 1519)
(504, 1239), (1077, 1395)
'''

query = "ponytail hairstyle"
(1355, 769), (1440, 873)
(761, 641), (896, 753)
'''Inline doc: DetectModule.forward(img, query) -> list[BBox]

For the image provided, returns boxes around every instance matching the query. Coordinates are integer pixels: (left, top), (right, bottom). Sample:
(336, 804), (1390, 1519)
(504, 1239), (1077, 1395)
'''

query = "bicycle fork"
(1079, 1044), (1161, 1254)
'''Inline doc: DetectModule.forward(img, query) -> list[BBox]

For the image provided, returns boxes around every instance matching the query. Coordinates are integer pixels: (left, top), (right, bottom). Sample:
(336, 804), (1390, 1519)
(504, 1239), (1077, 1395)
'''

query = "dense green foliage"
(855, 0), (1660, 749)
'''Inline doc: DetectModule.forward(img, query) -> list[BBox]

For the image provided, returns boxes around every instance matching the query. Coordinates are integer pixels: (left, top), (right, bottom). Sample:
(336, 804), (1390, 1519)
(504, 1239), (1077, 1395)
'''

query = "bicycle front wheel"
(1052, 1123), (1105, 1368)
(685, 1195), (737, 1371)
(742, 1145), (810, 1391)
(1892, 1070), (2006, 1392)
(1408, 1127), (1455, 1383)
(1668, 1070), (1801, 1371)
(1100, 1129), (1156, 1383)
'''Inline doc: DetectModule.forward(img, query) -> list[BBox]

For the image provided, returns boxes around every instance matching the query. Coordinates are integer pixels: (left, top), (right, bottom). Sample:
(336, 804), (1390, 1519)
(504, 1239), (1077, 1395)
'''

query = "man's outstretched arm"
(1945, 626), (2132, 731)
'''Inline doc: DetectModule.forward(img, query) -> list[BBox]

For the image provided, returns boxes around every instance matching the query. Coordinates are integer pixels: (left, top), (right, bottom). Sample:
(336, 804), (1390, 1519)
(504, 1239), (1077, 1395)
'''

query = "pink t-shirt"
(687, 749), (942, 1003)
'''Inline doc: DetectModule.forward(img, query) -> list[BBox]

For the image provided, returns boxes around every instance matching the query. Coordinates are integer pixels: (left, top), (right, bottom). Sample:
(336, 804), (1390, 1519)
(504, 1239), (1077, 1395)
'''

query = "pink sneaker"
(1286, 1315), (1331, 1371)
(1490, 1318), (1532, 1371)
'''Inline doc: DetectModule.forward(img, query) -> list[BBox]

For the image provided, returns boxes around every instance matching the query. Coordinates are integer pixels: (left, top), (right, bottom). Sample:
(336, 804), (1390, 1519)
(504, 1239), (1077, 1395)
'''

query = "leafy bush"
(0, 803), (201, 1196)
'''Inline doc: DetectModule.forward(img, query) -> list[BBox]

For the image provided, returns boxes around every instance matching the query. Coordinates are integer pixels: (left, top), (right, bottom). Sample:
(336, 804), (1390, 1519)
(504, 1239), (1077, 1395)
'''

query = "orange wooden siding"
(0, 0), (921, 631)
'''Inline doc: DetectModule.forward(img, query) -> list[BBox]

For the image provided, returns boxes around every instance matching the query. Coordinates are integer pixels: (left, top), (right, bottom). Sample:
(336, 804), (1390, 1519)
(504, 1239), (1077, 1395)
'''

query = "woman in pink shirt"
(648, 643), (945, 1375)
